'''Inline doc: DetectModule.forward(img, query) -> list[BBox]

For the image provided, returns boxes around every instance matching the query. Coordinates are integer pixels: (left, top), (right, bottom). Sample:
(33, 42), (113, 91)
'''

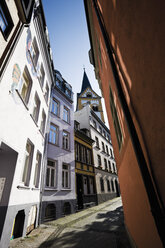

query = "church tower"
(76, 70), (105, 123)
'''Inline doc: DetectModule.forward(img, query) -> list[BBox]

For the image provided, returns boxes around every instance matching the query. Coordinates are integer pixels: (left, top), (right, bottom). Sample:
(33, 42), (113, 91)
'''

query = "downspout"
(92, 0), (165, 246)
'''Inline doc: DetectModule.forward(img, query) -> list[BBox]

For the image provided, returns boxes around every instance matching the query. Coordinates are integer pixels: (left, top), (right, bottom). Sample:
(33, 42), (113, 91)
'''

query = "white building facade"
(0, 1), (53, 247)
(41, 70), (76, 222)
(75, 105), (120, 204)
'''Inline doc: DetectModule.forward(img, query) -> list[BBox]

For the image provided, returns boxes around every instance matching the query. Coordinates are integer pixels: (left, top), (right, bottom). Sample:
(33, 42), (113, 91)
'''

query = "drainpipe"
(92, 0), (165, 246)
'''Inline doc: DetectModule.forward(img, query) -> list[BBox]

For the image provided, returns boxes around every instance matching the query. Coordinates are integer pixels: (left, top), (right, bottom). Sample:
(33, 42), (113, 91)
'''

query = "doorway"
(13, 210), (25, 238)
(76, 174), (83, 210)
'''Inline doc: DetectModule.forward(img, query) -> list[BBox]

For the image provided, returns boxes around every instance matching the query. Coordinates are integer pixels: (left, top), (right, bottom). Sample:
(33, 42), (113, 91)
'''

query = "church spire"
(76, 70), (105, 123)
(80, 70), (92, 94)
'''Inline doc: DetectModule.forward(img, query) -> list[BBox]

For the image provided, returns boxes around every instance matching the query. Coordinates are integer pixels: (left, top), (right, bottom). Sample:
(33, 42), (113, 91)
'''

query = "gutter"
(91, 0), (165, 246)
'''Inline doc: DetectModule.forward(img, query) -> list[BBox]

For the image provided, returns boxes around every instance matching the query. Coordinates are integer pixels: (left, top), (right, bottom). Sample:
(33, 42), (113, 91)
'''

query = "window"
(110, 148), (113, 158)
(62, 131), (69, 150)
(49, 124), (58, 145)
(81, 145), (86, 163)
(92, 105), (98, 111)
(51, 98), (59, 116)
(46, 160), (56, 187)
(30, 37), (39, 67)
(102, 142), (105, 152)
(39, 63), (45, 87)
(44, 83), (49, 103)
(107, 179), (111, 191)
(83, 176), (88, 195)
(107, 135), (111, 143)
(63, 106), (70, 123)
(75, 142), (81, 161)
(32, 93), (40, 123)
(111, 180), (115, 192)
(86, 149), (92, 165)
(108, 161), (111, 172)
(0, 1), (13, 39)
(33, 152), (41, 187)
(93, 120), (97, 129)
(99, 126), (102, 134)
(95, 136), (99, 148)
(103, 130), (106, 137)
(22, 140), (34, 186)
(104, 158), (108, 170)
(109, 86), (123, 149)
(19, 67), (32, 104)
(106, 145), (109, 155)
(112, 163), (116, 173)
(74, 121), (80, 130)
(62, 164), (70, 188)
(100, 178), (104, 191)
(97, 154), (101, 167)
(45, 204), (56, 221)
(86, 92), (92, 97)
(40, 110), (46, 135)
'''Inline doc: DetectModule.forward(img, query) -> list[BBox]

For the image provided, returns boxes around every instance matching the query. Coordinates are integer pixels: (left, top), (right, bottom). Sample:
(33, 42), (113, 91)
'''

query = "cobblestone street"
(9, 197), (131, 248)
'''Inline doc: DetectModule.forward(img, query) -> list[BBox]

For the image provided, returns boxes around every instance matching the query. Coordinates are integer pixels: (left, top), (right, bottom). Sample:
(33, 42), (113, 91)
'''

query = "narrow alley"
(9, 197), (131, 248)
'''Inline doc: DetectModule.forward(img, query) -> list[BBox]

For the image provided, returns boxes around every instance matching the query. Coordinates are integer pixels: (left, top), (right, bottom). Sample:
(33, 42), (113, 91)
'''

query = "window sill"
(61, 188), (71, 191)
(15, 90), (29, 110)
(31, 187), (40, 190)
(95, 146), (100, 150)
(62, 147), (71, 152)
(44, 187), (58, 191)
(62, 119), (71, 125)
(48, 142), (59, 147)
(51, 112), (60, 118)
(17, 185), (30, 190)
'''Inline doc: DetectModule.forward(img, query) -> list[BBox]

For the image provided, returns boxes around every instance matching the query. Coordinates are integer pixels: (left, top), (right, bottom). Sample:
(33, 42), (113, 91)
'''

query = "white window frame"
(40, 110), (46, 135)
(19, 67), (32, 105)
(44, 82), (49, 102)
(33, 151), (41, 188)
(62, 130), (70, 150)
(32, 93), (40, 123)
(46, 159), (56, 188)
(22, 140), (34, 186)
(62, 163), (70, 188)
(30, 37), (39, 67)
(52, 98), (60, 116)
(38, 63), (45, 87)
(49, 123), (59, 145)
(63, 106), (70, 123)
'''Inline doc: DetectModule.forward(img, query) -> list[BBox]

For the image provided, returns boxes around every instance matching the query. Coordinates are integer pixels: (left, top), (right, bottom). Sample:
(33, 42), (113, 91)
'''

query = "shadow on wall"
(39, 206), (131, 248)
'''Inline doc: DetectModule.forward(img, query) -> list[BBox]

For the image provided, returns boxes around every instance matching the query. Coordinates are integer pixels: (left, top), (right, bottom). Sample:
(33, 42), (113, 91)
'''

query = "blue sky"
(42, 0), (108, 126)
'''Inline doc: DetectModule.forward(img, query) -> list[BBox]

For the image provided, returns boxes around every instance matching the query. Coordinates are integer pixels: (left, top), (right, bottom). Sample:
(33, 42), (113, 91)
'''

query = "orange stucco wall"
(85, 0), (165, 247)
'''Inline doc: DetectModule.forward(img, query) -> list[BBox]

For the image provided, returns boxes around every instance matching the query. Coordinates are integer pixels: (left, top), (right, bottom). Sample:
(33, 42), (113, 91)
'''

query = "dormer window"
(86, 93), (92, 97)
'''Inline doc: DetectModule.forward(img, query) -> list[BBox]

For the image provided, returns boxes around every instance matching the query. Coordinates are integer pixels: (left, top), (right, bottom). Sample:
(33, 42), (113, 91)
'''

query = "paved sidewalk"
(9, 197), (131, 248)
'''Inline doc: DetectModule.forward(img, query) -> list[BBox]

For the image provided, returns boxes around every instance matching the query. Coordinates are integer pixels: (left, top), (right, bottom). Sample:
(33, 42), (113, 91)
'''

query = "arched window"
(100, 177), (104, 192)
(86, 93), (92, 97)
(45, 204), (56, 222)
(92, 106), (98, 111)
(111, 180), (114, 192)
(107, 179), (110, 192)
